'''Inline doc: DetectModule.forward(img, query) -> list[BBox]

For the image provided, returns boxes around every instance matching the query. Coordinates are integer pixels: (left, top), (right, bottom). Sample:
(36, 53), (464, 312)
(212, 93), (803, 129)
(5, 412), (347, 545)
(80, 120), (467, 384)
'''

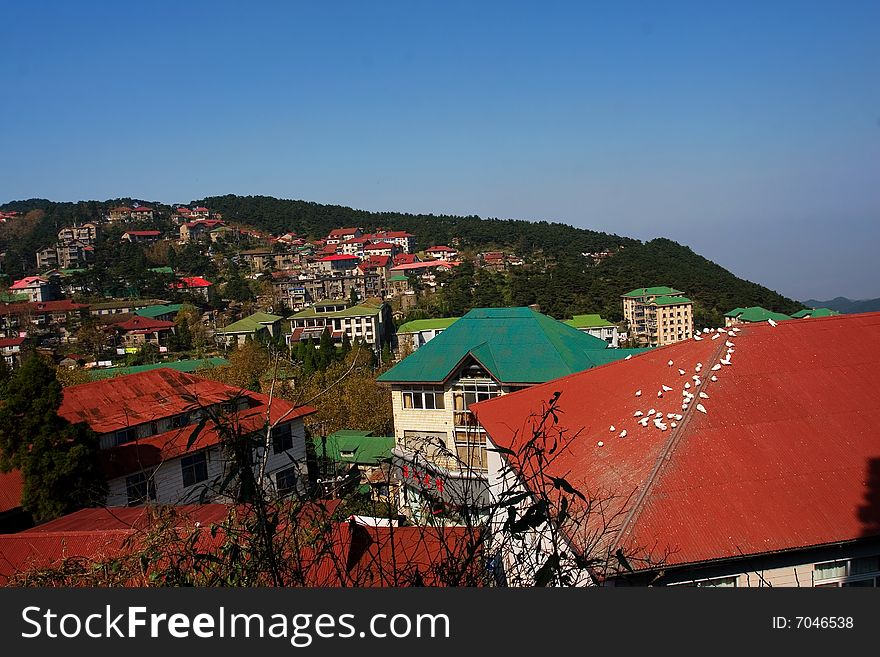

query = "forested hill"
(1, 195), (803, 327)
(193, 194), (638, 258)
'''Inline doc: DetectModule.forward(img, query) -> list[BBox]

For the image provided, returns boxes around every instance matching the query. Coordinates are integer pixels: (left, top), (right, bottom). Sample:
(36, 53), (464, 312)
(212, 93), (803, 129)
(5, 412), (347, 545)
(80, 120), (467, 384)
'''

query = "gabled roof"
(135, 303), (182, 319)
(725, 306), (792, 322)
(88, 358), (230, 380)
(364, 241), (395, 250)
(217, 312), (282, 334)
(390, 260), (460, 272)
(473, 312), (880, 572)
(393, 253), (419, 265)
(396, 317), (460, 333)
(378, 307), (632, 385)
(292, 302), (382, 320)
(327, 227), (362, 237)
(313, 430), (395, 465)
(318, 254), (360, 262)
(9, 276), (47, 290)
(650, 295), (692, 306)
(0, 470), (24, 514)
(564, 314), (614, 329)
(123, 230), (161, 236)
(0, 300), (88, 316)
(426, 245), (456, 252)
(0, 336), (26, 348)
(113, 316), (176, 332)
(622, 286), (683, 298)
(130, 206), (153, 212)
(171, 276), (212, 288)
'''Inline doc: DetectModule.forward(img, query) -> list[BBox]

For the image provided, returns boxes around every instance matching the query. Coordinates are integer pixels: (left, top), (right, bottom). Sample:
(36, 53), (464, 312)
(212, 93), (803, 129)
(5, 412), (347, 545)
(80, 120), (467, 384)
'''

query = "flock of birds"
(595, 319), (776, 449)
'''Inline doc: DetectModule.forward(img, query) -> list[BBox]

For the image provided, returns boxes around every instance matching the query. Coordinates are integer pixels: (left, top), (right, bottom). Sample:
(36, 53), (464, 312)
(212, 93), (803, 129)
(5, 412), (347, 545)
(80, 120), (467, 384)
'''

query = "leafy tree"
(75, 320), (110, 361)
(224, 274), (254, 303)
(0, 354), (107, 521)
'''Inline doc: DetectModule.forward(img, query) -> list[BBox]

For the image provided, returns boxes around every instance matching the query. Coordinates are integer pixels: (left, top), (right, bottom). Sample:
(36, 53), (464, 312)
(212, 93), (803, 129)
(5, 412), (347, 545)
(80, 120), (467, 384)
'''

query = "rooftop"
(622, 286), (684, 298)
(650, 295), (692, 306)
(135, 303), (183, 319)
(724, 306), (792, 322)
(292, 301), (383, 320)
(88, 358), (230, 381)
(473, 312), (880, 572)
(217, 312), (283, 334)
(564, 314), (615, 329)
(313, 430), (395, 465)
(791, 308), (839, 318)
(396, 317), (460, 333)
(378, 307), (642, 385)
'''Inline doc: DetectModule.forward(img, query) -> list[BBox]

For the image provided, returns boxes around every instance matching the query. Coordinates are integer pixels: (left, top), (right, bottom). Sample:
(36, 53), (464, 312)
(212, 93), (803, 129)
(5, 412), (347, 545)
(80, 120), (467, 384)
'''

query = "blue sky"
(1, 1), (878, 300)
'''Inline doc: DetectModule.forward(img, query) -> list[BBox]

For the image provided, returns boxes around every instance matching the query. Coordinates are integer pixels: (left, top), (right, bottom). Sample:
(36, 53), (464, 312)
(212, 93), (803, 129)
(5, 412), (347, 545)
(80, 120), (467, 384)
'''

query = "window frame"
(180, 451), (209, 488)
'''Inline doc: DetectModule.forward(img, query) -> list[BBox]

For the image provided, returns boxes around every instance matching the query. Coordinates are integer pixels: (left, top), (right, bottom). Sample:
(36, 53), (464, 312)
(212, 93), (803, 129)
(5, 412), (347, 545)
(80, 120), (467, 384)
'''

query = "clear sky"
(2, 1), (878, 300)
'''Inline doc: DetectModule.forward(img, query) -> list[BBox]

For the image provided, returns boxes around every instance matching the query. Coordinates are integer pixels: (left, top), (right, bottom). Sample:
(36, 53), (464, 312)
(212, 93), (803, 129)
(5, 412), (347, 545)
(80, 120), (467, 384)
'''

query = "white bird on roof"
(655, 411), (663, 418)
(625, 354), (633, 360)
(684, 382), (691, 389)
(694, 335), (703, 341)
(720, 357), (731, 366)
(639, 417), (650, 427)
(699, 391), (709, 399)
(711, 333), (720, 340)
(610, 425), (616, 432)
(662, 384), (673, 392)
(675, 414), (683, 421)
(694, 377), (702, 386)
(657, 390), (663, 398)
(711, 364), (722, 371)
(725, 340), (735, 348)
(710, 375), (718, 382)
(718, 328), (727, 333)
(696, 404), (707, 414)
(695, 363), (702, 371)
(635, 389), (642, 396)
(667, 412), (675, 418)
(678, 368), (686, 375)
(671, 422), (677, 428)
(692, 375), (700, 381)
(598, 441), (604, 447)
(667, 360), (674, 366)
(634, 410), (644, 417)
(648, 408), (655, 415)
(654, 419), (667, 431)
(619, 430), (627, 438)
(768, 318), (778, 327)
(703, 328), (710, 334)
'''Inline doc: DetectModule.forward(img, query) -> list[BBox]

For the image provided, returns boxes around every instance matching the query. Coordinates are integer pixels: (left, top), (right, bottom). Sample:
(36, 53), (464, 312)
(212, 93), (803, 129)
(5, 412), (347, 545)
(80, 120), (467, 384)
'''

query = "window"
(454, 431), (488, 472)
(814, 556), (880, 587)
(678, 576), (738, 587)
(453, 380), (500, 426)
(126, 471), (156, 506)
(402, 386), (445, 410)
(114, 426), (140, 446)
(275, 466), (299, 496)
(272, 423), (294, 454)
(181, 452), (208, 488)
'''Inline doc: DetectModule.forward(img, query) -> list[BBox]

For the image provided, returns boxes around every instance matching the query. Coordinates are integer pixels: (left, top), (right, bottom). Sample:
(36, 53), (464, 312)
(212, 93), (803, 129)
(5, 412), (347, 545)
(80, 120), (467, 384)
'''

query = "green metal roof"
(217, 312), (283, 334)
(312, 430), (395, 465)
(563, 314), (614, 329)
(149, 266), (174, 275)
(791, 308), (839, 318)
(725, 306), (792, 322)
(724, 307), (747, 317)
(135, 303), (183, 319)
(622, 286), (683, 298)
(397, 317), (460, 333)
(292, 302), (382, 319)
(388, 275), (410, 282)
(88, 358), (230, 380)
(650, 295), (692, 306)
(377, 307), (632, 385)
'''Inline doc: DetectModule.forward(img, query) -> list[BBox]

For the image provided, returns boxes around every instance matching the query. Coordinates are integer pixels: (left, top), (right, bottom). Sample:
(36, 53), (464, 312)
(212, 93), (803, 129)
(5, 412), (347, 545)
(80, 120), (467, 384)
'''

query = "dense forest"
(1, 195), (803, 326)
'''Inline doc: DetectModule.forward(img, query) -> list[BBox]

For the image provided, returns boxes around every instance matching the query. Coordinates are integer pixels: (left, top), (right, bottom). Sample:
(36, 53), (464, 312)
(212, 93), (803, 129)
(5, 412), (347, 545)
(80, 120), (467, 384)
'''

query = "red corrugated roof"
(9, 276), (46, 290)
(327, 227), (361, 237)
(171, 276), (212, 288)
(390, 260), (460, 272)
(427, 245), (456, 252)
(473, 312), (880, 572)
(0, 336), (25, 348)
(0, 470), (24, 514)
(364, 241), (394, 250)
(24, 505), (230, 533)
(0, 300), (88, 316)
(124, 230), (161, 236)
(319, 254), (359, 262)
(130, 206), (153, 212)
(393, 253), (419, 265)
(114, 316), (175, 332)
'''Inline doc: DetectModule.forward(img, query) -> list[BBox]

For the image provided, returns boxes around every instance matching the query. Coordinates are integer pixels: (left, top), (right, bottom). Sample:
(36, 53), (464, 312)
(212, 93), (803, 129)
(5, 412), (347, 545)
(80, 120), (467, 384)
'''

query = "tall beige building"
(622, 286), (694, 346)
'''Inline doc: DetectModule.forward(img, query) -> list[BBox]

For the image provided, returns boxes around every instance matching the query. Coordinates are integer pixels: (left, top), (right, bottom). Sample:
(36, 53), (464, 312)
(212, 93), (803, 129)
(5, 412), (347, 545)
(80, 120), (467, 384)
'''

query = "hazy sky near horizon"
(2, 1), (878, 300)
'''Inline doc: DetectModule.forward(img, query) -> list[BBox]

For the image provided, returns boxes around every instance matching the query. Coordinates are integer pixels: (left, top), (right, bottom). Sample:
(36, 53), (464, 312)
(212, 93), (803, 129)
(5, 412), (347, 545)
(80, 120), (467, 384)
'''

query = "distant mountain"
(802, 297), (880, 314)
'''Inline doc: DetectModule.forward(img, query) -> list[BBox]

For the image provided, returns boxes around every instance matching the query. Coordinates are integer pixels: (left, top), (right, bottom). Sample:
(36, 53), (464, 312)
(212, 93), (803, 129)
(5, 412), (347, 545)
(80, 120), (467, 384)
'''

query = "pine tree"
(0, 354), (107, 521)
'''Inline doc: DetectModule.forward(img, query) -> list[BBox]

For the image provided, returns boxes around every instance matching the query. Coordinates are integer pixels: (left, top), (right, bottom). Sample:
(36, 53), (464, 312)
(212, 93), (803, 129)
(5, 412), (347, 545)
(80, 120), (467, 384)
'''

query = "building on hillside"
(179, 219), (225, 243)
(316, 254), (361, 275)
(130, 206), (154, 221)
(473, 311), (880, 587)
(377, 307), (647, 521)
(89, 299), (172, 317)
(215, 312), (283, 347)
(387, 274), (412, 299)
(57, 369), (315, 506)
(425, 246), (458, 261)
(312, 430), (395, 502)
(58, 223), (99, 244)
(110, 315), (177, 348)
(0, 336), (28, 368)
(8, 275), (61, 303)
(288, 299), (392, 353)
(122, 230), (161, 243)
(108, 206), (134, 222)
(108, 206), (154, 222)
(724, 306), (792, 327)
(363, 231), (416, 254)
(0, 300), (89, 339)
(622, 286), (694, 346)
(170, 276), (214, 302)
(563, 314), (619, 347)
(326, 228), (363, 245)
(395, 317), (460, 354)
(338, 237), (370, 256)
(363, 242), (399, 258)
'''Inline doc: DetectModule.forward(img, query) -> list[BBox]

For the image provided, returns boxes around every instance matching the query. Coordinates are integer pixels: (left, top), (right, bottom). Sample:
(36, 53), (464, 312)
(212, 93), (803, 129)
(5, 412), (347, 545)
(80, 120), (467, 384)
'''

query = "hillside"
(1, 195), (802, 327)
(803, 297), (880, 314)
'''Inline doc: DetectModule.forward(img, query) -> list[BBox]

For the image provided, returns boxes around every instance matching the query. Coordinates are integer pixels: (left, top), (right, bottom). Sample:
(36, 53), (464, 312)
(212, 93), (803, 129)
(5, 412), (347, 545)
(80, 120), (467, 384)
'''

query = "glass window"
(126, 471), (156, 506)
(181, 452), (208, 488)
(272, 423), (294, 454)
(275, 466), (298, 496)
(401, 387), (445, 410)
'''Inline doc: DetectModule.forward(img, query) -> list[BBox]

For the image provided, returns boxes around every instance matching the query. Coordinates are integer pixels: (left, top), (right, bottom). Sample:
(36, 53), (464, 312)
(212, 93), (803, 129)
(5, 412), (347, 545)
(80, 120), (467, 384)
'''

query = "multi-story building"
(56, 369), (316, 505)
(215, 312), (283, 347)
(58, 223), (99, 244)
(363, 230), (415, 254)
(170, 276), (214, 302)
(122, 230), (161, 243)
(179, 219), (225, 243)
(111, 315), (177, 348)
(377, 307), (644, 521)
(395, 317), (460, 354)
(363, 242), (399, 258)
(0, 336), (27, 368)
(563, 314), (619, 347)
(315, 254), (360, 275)
(288, 299), (392, 352)
(326, 227), (363, 245)
(7, 275), (61, 302)
(0, 300), (89, 340)
(425, 246), (458, 261)
(622, 286), (693, 346)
